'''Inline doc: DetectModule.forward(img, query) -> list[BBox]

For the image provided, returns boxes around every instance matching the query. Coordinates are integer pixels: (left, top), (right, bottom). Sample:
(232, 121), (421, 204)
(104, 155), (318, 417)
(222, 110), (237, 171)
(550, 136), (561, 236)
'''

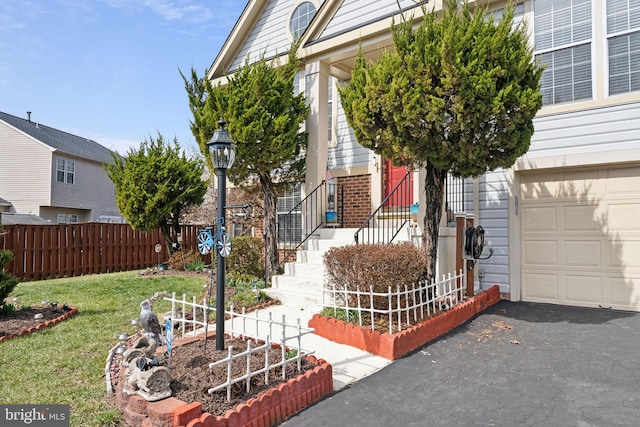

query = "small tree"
(105, 134), (208, 255)
(183, 47), (309, 283)
(339, 0), (542, 281)
(0, 216), (19, 311)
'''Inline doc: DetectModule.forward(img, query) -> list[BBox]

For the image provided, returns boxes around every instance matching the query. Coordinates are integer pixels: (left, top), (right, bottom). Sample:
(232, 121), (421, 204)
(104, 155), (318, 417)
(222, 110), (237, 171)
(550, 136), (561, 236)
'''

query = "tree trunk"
(260, 175), (278, 284)
(160, 222), (174, 256)
(422, 163), (447, 284)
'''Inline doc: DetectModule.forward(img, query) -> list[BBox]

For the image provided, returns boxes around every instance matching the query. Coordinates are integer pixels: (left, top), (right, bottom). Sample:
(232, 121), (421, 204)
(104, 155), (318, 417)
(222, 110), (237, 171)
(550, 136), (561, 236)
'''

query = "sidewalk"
(225, 302), (391, 391)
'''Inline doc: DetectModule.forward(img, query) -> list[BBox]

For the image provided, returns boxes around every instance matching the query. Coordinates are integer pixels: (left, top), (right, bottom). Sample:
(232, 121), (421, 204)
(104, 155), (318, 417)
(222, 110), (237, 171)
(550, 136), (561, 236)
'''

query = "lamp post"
(207, 119), (237, 350)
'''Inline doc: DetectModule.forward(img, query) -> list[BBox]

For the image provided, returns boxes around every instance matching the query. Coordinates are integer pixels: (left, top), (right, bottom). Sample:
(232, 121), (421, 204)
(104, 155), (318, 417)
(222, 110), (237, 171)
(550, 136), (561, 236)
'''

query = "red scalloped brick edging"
(309, 285), (501, 360)
(115, 346), (333, 427)
(0, 306), (79, 343)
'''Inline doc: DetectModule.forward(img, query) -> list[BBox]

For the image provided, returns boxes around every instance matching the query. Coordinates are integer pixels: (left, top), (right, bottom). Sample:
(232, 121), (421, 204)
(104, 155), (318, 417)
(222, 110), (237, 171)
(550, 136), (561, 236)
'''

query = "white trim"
(508, 168), (521, 301)
(515, 147), (640, 171)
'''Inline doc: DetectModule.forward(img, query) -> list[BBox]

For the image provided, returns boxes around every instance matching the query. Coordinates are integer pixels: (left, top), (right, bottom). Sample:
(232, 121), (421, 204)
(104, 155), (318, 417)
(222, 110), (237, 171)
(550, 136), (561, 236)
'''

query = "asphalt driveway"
(284, 301), (640, 427)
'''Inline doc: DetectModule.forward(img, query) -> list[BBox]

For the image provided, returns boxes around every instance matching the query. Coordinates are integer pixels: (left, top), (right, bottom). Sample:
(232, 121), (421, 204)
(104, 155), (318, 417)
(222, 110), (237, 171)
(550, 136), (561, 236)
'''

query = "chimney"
(27, 111), (31, 122)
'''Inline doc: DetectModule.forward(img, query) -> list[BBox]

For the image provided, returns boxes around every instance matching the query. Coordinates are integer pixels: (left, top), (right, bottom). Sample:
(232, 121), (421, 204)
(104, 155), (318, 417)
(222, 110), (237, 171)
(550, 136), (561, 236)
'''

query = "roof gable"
(312, 0), (423, 43)
(0, 111), (114, 164)
(209, 0), (326, 80)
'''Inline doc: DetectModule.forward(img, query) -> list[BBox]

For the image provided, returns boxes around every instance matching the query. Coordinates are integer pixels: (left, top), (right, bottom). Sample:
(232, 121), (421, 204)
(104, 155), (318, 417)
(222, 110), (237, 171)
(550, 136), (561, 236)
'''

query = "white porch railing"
(163, 293), (316, 402)
(322, 270), (465, 334)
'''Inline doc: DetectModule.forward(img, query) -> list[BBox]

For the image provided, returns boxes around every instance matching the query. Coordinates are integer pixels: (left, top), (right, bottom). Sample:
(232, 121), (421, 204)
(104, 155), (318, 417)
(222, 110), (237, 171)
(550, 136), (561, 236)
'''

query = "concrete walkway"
(226, 302), (391, 391)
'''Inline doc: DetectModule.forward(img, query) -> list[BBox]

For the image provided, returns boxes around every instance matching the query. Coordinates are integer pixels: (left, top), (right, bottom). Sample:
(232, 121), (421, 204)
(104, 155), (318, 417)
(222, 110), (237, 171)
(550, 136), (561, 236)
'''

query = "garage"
(520, 165), (640, 311)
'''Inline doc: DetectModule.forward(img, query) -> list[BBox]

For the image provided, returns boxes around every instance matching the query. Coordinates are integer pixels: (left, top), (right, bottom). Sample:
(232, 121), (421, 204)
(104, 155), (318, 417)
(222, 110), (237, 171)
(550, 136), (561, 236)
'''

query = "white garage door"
(520, 166), (640, 311)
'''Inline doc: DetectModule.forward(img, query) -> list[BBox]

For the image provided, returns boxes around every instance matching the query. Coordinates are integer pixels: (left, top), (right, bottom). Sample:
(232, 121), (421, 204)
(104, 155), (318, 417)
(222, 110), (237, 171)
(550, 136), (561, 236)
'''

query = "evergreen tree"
(183, 48), (309, 283)
(0, 216), (19, 310)
(105, 134), (208, 255)
(339, 0), (542, 281)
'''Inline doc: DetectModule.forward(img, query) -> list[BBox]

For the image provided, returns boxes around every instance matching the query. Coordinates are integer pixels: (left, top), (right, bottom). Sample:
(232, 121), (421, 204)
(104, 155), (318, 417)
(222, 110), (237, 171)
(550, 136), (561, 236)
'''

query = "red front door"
(384, 160), (413, 207)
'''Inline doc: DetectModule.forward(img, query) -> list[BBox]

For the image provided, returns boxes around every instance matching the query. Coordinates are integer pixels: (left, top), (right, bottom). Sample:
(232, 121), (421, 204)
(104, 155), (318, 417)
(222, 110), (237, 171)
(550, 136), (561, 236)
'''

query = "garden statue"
(139, 299), (163, 345)
(122, 336), (171, 401)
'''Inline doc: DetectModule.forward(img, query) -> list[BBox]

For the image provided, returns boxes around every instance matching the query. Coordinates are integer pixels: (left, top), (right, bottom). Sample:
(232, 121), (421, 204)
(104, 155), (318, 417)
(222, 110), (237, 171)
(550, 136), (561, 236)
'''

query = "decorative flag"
(165, 319), (173, 355)
(325, 167), (333, 181)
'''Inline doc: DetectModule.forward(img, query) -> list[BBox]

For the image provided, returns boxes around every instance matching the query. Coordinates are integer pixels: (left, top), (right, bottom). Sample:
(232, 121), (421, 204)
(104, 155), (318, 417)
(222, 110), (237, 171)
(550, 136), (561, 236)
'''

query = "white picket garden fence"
(163, 293), (315, 402)
(322, 270), (465, 334)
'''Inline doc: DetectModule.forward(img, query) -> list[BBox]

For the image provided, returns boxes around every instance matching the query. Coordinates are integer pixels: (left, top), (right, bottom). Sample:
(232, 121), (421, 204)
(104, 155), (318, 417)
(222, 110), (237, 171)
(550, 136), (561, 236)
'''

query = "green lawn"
(0, 271), (207, 426)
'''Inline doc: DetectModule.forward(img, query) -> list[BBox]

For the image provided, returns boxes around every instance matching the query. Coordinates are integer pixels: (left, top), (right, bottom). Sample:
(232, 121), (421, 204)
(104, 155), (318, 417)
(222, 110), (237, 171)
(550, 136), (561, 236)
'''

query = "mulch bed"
(0, 306), (67, 338)
(167, 336), (314, 416)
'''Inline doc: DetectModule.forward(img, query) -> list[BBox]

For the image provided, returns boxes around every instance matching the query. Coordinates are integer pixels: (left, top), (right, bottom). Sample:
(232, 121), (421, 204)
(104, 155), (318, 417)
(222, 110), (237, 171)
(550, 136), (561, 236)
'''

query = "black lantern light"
(206, 119), (236, 350)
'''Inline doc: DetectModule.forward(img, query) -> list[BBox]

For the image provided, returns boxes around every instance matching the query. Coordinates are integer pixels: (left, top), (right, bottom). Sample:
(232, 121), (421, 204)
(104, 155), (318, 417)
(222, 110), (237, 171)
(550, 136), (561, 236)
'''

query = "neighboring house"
(208, 0), (640, 312)
(0, 111), (124, 224)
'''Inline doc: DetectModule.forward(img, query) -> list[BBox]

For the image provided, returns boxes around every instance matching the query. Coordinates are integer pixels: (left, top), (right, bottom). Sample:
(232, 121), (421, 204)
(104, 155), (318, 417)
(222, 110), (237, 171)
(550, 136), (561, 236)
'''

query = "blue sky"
(0, 0), (247, 155)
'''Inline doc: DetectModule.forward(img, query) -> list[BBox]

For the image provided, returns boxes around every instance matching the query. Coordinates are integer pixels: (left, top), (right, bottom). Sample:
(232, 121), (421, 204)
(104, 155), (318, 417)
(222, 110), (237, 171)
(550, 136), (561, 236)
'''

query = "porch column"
(304, 60), (330, 227)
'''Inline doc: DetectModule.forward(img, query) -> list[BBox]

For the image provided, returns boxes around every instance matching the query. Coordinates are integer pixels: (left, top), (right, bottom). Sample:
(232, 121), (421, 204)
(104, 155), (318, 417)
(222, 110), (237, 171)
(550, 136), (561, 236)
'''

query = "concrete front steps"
(267, 228), (357, 310)
(266, 225), (420, 310)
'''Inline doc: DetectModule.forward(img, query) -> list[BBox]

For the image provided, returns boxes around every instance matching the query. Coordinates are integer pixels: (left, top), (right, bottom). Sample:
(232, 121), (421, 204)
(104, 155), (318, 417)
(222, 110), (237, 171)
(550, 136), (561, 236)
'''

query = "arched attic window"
(288, 1), (317, 40)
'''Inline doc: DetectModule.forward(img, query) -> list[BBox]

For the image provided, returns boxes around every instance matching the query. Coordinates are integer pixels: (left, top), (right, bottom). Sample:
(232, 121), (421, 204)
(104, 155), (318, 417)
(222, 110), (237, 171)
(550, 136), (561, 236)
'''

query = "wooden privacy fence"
(1, 223), (207, 281)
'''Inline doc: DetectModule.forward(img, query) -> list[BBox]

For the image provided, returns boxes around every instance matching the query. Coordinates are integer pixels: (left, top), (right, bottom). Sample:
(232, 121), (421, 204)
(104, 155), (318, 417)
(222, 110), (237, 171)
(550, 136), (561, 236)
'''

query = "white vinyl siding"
(321, 0), (421, 40)
(478, 170), (511, 289)
(51, 157), (120, 222)
(534, 0), (593, 105)
(607, 0), (640, 95)
(229, 1), (293, 72)
(0, 122), (52, 215)
(229, 0), (322, 73)
(329, 93), (372, 170)
(528, 102), (640, 157)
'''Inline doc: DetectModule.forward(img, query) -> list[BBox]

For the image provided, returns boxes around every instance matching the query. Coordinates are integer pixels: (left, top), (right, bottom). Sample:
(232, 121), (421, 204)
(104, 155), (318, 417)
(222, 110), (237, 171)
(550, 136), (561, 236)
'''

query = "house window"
(232, 222), (244, 237)
(490, 2), (525, 26)
(294, 71), (302, 95)
(57, 214), (78, 224)
(534, 0), (593, 105)
(607, 0), (640, 95)
(56, 158), (75, 184)
(277, 183), (302, 244)
(289, 1), (317, 39)
(328, 76), (336, 147)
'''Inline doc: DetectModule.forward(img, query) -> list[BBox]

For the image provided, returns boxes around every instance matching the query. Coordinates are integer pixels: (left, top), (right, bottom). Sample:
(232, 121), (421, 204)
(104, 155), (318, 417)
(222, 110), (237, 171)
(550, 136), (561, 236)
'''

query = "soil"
(0, 306), (66, 338)
(167, 337), (314, 416)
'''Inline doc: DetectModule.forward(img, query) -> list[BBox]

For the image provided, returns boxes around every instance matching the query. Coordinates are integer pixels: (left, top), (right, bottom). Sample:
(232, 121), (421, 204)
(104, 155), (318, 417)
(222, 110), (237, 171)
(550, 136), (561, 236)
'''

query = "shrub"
(0, 219), (19, 308)
(185, 258), (206, 272)
(323, 243), (425, 310)
(226, 236), (264, 278)
(223, 272), (270, 309)
(167, 249), (205, 271)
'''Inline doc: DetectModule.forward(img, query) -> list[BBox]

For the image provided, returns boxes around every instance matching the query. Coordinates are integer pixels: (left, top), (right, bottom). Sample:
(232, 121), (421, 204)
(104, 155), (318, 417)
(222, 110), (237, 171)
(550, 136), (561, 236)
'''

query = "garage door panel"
(521, 173), (558, 199)
(523, 206), (557, 232)
(604, 168), (640, 196)
(608, 204), (640, 231)
(564, 240), (602, 267)
(523, 241), (558, 266)
(564, 205), (603, 232)
(609, 275), (640, 311)
(520, 166), (640, 312)
(611, 240), (640, 269)
(565, 274), (602, 306)
(562, 170), (600, 198)
(522, 272), (558, 300)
